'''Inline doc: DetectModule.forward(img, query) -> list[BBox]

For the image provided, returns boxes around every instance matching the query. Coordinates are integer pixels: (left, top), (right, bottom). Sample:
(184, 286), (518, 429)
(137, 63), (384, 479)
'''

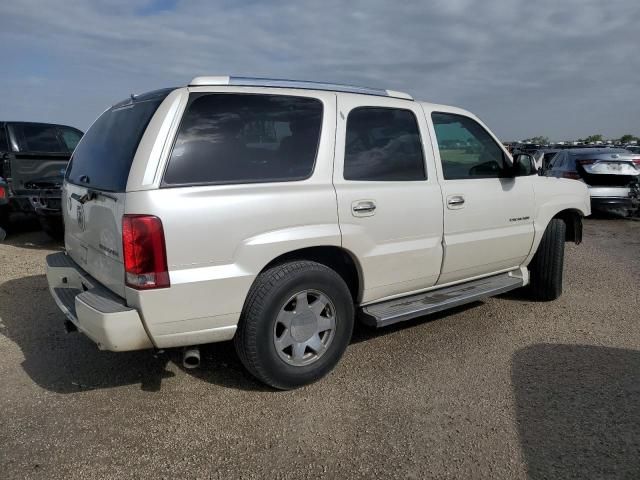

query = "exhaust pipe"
(182, 347), (200, 369)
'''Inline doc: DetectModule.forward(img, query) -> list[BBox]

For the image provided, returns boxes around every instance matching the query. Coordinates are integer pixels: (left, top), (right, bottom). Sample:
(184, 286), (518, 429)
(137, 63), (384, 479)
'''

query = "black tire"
(234, 260), (355, 390)
(529, 218), (566, 301)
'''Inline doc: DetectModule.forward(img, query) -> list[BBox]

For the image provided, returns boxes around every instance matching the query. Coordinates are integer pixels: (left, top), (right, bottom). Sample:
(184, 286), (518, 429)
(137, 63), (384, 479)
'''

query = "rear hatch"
(63, 91), (170, 297)
(574, 152), (639, 187)
(6, 123), (80, 193)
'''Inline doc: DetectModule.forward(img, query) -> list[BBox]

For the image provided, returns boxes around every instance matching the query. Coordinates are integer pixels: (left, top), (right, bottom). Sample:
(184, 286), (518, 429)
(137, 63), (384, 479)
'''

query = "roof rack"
(188, 76), (413, 100)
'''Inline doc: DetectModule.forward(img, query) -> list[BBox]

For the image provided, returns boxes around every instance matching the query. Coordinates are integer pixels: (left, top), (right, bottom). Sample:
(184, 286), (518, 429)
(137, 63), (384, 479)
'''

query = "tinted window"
(548, 152), (562, 169)
(67, 98), (164, 191)
(344, 107), (425, 181)
(432, 112), (507, 180)
(60, 127), (83, 151)
(9, 123), (66, 153)
(163, 94), (323, 185)
(0, 126), (8, 152)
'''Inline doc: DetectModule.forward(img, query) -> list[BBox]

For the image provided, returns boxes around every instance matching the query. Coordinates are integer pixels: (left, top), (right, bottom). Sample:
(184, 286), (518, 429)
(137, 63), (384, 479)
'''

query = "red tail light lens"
(122, 215), (170, 290)
(632, 159), (640, 167)
(576, 159), (596, 166)
(562, 171), (581, 180)
(0, 185), (6, 200)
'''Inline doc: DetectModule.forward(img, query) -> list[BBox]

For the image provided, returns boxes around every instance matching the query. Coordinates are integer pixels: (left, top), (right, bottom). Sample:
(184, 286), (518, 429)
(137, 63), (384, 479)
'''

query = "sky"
(1, 0), (639, 141)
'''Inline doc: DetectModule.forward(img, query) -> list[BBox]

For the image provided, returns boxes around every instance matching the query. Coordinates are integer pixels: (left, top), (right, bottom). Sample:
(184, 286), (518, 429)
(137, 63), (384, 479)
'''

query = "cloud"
(0, 0), (639, 140)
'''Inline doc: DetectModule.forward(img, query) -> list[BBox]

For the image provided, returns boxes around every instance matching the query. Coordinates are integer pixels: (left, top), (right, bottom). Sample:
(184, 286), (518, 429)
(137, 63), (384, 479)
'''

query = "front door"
(333, 94), (444, 304)
(427, 110), (535, 284)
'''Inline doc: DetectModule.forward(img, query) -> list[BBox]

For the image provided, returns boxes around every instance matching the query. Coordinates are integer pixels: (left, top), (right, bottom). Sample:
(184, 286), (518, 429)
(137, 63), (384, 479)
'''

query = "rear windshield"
(163, 93), (323, 186)
(66, 98), (164, 191)
(8, 123), (82, 154)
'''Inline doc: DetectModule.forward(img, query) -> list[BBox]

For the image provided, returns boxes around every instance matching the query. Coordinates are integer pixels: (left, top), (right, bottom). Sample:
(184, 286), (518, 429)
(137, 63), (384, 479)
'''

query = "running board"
(360, 272), (524, 328)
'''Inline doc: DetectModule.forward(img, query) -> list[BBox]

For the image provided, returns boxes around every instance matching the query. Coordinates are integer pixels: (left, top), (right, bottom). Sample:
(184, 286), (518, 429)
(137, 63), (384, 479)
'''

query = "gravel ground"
(0, 218), (639, 479)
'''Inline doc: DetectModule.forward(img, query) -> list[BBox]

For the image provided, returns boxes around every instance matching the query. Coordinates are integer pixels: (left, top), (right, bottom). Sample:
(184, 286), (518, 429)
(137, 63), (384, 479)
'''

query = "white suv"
(46, 76), (590, 389)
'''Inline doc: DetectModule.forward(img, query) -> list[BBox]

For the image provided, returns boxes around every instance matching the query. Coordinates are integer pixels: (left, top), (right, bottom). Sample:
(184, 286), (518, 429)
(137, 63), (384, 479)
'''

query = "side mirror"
(512, 153), (536, 176)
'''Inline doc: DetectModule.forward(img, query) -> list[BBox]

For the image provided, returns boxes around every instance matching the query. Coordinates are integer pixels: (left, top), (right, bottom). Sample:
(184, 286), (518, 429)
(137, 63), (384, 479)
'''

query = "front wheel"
(529, 218), (566, 301)
(234, 260), (354, 390)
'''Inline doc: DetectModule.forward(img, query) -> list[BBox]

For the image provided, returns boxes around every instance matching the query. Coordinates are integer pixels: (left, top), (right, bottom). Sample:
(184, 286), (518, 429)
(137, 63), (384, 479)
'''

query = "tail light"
(562, 171), (581, 180)
(632, 159), (640, 167)
(0, 185), (6, 200)
(122, 214), (170, 290)
(576, 159), (596, 166)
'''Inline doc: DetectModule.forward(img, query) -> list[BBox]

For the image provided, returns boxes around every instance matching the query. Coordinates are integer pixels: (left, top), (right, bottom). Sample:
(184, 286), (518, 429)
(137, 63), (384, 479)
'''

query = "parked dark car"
(0, 121), (83, 237)
(545, 148), (640, 216)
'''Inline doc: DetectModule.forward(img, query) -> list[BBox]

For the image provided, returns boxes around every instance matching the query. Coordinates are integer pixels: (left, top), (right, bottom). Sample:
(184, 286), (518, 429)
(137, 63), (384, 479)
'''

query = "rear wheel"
(234, 260), (354, 390)
(529, 218), (566, 301)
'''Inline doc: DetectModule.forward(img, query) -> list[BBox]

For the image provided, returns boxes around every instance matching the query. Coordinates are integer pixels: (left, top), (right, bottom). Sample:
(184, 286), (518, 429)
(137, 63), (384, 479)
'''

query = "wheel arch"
(259, 245), (363, 303)
(553, 208), (584, 244)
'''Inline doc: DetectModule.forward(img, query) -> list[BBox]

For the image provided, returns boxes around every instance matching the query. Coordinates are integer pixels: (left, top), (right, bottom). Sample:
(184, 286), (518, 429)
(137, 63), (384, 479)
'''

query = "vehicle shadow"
(0, 216), (62, 251)
(350, 301), (484, 344)
(0, 273), (488, 393)
(512, 343), (640, 479)
(0, 274), (267, 393)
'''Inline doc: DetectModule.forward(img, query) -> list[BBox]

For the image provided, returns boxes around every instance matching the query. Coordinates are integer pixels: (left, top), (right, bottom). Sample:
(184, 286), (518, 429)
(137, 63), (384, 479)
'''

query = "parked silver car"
(545, 148), (639, 215)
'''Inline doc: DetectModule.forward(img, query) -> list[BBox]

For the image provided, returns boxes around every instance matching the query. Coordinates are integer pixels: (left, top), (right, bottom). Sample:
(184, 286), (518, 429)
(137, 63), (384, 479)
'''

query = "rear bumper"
(591, 196), (634, 210)
(588, 186), (636, 211)
(6, 188), (62, 216)
(46, 252), (153, 351)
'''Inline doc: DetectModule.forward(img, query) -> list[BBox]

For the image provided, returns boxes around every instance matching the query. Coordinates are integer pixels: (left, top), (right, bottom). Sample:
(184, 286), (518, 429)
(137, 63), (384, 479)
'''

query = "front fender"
(524, 177), (590, 265)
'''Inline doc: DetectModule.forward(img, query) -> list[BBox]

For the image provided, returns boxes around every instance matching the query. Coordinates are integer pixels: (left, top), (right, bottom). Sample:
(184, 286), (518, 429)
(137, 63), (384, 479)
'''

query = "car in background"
(0, 121), (83, 238)
(513, 143), (542, 155)
(625, 145), (640, 154)
(545, 148), (640, 216)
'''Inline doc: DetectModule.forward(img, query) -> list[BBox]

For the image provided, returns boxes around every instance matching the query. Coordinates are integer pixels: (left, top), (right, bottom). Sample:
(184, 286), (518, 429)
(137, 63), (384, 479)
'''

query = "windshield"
(66, 98), (165, 192)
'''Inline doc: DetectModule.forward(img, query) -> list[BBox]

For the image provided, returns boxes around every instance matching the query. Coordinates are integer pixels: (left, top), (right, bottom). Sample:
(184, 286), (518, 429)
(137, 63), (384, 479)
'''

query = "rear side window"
(9, 123), (67, 153)
(163, 94), (323, 186)
(66, 98), (164, 191)
(432, 112), (507, 180)
(344, 107), (425, 181)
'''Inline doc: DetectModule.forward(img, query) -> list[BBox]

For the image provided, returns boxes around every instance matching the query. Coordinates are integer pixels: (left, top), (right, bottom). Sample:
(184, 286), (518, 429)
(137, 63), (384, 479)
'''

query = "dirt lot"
(0, 218), (639, 479)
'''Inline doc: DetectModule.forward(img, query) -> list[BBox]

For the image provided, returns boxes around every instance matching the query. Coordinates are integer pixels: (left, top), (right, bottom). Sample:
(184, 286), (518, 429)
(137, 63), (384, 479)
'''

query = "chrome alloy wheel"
(273, 289), (337, 367)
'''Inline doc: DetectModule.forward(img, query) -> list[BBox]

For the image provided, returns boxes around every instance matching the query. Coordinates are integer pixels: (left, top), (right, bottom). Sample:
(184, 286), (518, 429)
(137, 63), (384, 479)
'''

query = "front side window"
(163, 94), (323, 186)
(432, 112), (507, 180)
(344, 107), (426, 181)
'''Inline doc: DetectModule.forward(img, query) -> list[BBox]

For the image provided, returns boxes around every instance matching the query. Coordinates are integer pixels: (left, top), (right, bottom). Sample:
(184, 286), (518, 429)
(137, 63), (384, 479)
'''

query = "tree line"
(522, 134), (639, 145)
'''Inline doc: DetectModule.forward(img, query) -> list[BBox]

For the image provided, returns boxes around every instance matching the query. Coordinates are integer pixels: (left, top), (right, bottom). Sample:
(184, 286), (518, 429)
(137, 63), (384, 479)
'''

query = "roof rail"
(188, 76), (413, 100)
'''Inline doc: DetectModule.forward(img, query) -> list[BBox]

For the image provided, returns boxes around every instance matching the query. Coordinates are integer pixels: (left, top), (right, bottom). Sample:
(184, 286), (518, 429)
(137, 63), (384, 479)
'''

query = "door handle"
(352, 200), (376, 216)
(447, 195), (465, 208)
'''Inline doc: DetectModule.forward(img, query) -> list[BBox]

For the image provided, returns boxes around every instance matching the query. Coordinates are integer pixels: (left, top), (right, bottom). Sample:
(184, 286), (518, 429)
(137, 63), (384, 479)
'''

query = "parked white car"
(46, 76), (590, 389)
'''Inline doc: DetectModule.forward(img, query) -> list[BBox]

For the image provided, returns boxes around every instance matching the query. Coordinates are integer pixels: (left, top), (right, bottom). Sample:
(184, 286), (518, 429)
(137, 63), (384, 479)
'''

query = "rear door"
(427, 110), (535, 284)
(64, 92), (171, 296)
(333, 94), (444, 304)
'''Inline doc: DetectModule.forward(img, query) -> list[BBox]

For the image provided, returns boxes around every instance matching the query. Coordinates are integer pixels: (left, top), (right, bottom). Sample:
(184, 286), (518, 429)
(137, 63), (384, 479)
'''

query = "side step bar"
(360, 272), (524, 328)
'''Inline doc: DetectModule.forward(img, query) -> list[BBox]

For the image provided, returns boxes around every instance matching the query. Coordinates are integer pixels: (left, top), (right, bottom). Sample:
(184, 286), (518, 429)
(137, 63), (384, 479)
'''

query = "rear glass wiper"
(71, 189), (117, 204)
